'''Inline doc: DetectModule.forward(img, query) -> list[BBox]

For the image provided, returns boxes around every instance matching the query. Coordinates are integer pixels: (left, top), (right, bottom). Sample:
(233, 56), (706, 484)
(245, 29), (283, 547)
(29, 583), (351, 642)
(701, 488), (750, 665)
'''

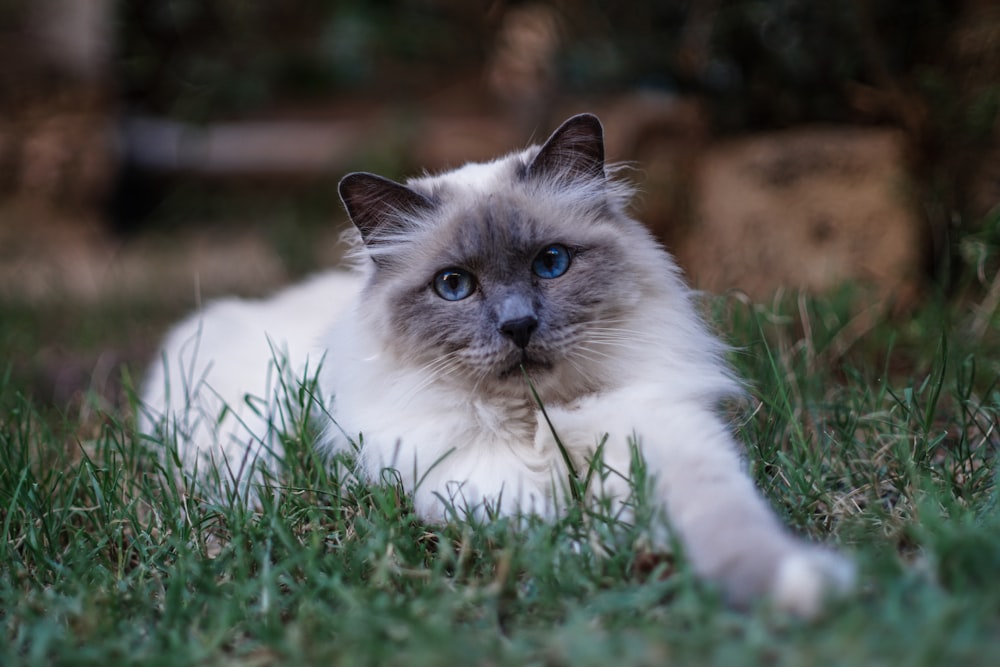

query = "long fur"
(140, 114), (853, 616)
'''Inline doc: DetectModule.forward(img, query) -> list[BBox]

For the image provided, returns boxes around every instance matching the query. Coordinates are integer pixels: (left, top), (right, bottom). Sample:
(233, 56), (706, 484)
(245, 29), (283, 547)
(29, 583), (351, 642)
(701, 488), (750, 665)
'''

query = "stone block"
(675, 127), (924, 304)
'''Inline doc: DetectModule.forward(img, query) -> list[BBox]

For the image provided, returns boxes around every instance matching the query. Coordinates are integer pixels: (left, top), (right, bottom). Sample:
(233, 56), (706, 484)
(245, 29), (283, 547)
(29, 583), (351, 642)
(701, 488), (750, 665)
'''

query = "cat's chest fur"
(319, 312), (586, 519)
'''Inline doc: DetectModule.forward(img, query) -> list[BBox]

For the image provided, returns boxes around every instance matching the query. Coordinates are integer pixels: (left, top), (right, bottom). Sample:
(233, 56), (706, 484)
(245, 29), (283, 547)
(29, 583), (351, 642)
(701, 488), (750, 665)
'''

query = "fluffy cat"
(140, 113), (853, 617)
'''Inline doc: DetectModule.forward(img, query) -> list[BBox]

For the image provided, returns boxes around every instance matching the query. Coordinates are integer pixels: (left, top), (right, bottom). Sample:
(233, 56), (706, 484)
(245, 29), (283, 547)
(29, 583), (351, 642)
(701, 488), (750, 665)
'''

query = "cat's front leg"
(547, 391), (854, 617)
(656, 454), (855, 617)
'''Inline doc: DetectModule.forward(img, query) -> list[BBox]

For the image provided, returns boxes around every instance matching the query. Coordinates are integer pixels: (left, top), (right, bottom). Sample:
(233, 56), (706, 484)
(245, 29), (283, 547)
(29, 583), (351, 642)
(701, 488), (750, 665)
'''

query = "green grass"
(1, 287), (999, 666)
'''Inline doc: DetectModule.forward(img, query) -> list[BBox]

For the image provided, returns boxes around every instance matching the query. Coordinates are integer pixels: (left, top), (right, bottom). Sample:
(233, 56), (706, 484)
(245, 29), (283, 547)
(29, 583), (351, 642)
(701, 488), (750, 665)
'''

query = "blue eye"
(532, 244), (572, 279)
(433, 268), (476, 301)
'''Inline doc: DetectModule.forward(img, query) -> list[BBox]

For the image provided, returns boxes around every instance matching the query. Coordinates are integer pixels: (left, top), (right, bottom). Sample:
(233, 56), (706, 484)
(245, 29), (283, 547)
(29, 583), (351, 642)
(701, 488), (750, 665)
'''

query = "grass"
(1, 284), (999, 666)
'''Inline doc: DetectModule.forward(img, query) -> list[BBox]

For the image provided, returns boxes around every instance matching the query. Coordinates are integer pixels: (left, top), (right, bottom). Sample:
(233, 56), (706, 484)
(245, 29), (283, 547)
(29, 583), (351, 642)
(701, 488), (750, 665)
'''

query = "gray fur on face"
(387, 196), (636, 399)
(338, 114), (665, 404)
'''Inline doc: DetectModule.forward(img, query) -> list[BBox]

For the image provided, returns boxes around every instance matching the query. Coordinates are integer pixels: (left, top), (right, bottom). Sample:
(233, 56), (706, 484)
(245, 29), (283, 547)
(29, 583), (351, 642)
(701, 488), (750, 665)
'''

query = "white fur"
(140, 135), (854, 617)
(140, 265), (854, 615)
(139, 271), (361, 486)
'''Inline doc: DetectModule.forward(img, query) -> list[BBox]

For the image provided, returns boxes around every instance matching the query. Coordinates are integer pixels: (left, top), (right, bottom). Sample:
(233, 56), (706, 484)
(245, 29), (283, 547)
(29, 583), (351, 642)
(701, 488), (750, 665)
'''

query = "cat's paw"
(771, 547), (855, 618)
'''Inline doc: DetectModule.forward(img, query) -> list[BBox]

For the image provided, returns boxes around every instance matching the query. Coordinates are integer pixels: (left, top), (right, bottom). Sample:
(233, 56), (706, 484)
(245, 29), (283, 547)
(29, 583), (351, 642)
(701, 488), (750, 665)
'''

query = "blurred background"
(1, 0), (999, 409)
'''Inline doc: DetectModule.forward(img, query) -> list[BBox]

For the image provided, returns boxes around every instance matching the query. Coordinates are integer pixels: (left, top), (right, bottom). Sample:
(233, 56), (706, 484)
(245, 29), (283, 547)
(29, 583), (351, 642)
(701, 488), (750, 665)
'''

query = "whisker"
(397, 352), (464, 403)
(561, 353), (600, 387)
(569, 346), (619, 364)
(577, 339), (650, 353)
(583, 328), (661, 343)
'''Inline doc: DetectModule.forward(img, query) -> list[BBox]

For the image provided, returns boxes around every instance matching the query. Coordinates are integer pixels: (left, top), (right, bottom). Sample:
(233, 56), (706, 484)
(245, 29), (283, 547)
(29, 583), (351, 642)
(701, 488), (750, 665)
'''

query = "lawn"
(1, 276), (998, 665)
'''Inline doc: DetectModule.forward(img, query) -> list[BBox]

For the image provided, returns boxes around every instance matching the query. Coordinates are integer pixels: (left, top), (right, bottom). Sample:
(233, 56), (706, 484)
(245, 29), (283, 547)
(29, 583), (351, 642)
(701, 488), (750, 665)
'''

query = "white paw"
(771, 548), (856, 618)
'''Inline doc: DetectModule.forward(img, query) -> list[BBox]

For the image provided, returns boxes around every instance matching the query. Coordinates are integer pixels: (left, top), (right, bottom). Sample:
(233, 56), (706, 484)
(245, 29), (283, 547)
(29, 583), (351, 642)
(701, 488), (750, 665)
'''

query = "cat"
(140, 113), (854, 617)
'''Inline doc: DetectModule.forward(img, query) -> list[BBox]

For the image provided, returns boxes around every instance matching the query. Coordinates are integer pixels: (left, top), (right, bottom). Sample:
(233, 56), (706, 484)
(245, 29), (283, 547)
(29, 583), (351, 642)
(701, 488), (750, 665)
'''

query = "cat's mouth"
(498, 351), (552, 379)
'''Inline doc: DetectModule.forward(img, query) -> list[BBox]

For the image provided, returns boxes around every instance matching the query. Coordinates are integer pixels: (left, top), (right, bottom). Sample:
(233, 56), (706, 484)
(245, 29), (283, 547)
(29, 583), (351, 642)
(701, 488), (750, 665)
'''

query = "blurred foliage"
(116, 0), (492, 120)
(561, 1), (878, 127)
(117, 0), (964, 130)
(114, 1), (999, 252)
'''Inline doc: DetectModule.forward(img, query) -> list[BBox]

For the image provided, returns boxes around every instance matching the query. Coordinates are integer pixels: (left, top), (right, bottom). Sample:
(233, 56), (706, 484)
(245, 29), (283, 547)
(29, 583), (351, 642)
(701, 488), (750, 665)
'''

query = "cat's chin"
(490, 355), (602, 406)
(496, 352), (553, 381)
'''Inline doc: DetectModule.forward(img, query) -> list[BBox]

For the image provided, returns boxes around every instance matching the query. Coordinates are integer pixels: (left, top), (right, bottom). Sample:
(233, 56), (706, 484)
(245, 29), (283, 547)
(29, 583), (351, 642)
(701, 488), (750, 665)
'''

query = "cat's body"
(141, 114), (853, 616)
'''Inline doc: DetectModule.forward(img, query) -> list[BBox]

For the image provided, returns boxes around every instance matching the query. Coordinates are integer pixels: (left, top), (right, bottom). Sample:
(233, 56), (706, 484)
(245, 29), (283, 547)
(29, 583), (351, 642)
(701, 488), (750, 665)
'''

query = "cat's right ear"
(339, 172), (434, 248)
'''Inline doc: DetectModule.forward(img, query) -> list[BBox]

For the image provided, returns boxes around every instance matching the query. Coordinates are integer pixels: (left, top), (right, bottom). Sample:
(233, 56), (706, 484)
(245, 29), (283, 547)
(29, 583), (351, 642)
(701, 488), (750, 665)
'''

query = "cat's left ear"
(526, 113), (605, 184)
(339, 172), (434, 248)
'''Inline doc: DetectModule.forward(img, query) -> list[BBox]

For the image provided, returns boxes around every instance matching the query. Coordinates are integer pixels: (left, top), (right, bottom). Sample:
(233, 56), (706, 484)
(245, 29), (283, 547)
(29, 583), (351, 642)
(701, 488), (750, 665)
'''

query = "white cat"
(140, 113), (853, 617)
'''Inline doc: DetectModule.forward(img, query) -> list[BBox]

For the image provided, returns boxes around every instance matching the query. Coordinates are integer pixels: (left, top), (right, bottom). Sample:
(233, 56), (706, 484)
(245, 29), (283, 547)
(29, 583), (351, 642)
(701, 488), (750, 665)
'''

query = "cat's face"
(339, 114), (657, 403)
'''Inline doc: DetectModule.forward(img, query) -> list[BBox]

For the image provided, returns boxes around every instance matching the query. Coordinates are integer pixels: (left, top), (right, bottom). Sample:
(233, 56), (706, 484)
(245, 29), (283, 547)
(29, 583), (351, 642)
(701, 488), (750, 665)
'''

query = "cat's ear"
(526, 113), (605, 184)
(339, 172), (434, 246)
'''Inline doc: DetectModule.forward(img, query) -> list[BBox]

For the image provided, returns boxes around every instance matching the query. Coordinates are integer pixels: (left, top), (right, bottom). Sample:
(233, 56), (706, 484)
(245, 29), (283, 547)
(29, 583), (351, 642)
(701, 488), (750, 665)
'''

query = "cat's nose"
(499, 316), (538, 349)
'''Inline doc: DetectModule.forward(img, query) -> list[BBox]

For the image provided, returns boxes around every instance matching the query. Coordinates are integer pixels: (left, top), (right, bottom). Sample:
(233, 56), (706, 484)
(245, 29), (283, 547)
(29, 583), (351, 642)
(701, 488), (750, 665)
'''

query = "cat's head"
(338, 114), (673, 402)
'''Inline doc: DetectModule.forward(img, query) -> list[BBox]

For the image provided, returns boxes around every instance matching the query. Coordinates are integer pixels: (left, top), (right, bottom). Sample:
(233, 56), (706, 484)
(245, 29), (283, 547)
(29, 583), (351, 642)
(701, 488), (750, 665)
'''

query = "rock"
(674, 126), (924, 305)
